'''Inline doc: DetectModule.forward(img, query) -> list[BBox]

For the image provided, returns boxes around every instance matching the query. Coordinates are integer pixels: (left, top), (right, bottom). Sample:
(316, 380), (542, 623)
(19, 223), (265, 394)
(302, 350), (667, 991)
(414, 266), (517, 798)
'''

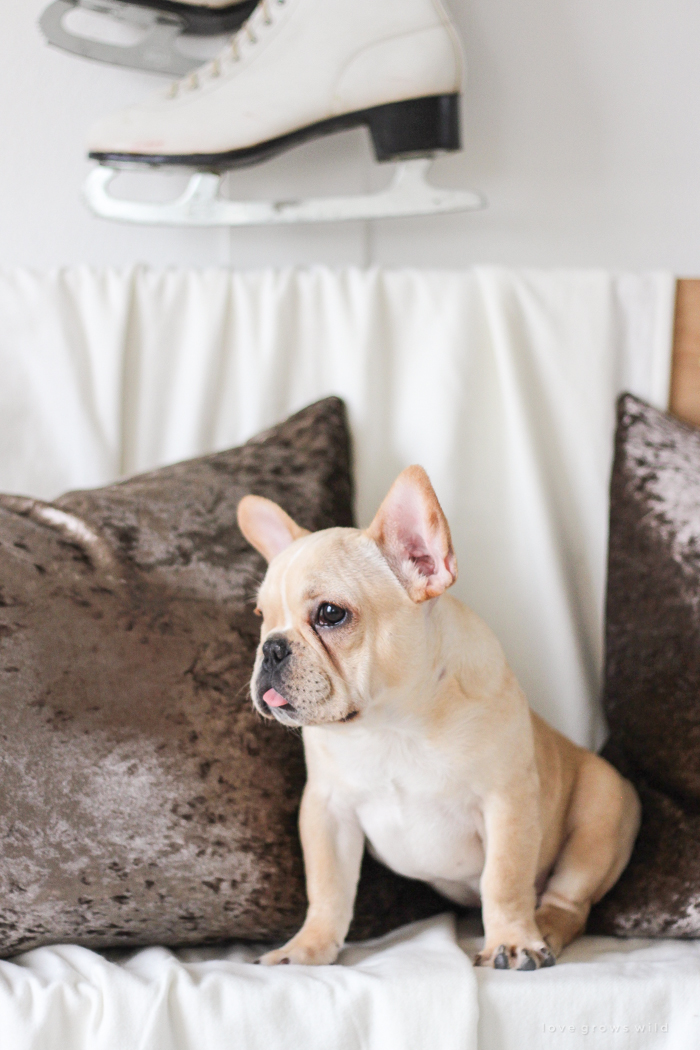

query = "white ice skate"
(84, 0), (485, 227)
(40, 0), (257, 76)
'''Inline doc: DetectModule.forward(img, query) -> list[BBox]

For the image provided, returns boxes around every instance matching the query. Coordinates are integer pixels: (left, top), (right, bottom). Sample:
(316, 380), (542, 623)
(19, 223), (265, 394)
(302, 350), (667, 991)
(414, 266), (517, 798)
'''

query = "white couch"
(1, 266), (697, 1050)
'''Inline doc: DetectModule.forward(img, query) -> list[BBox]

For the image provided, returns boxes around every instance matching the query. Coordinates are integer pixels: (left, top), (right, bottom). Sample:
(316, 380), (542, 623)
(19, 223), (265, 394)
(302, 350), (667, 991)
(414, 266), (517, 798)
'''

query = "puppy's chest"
(328, 733), (486, 894)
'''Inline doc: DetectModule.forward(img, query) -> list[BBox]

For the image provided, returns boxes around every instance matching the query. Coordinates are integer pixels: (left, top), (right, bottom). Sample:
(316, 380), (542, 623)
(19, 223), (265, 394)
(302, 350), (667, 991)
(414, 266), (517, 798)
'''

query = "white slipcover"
(1, 266), (695, 1050)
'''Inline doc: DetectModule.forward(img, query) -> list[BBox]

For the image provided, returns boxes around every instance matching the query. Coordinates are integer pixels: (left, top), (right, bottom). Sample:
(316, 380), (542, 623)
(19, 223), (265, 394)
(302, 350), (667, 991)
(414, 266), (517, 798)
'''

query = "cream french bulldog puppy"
(237, 466), (640, 970)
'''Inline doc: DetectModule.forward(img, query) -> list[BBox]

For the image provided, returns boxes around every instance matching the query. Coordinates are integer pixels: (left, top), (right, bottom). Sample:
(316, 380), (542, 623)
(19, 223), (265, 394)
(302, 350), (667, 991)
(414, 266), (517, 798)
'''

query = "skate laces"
(167, 0), (287, 98)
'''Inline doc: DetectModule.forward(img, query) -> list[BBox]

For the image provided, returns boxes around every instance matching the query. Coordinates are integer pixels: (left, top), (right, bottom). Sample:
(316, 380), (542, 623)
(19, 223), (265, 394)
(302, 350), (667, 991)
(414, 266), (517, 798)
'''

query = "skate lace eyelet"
(177, 0), (277, 90)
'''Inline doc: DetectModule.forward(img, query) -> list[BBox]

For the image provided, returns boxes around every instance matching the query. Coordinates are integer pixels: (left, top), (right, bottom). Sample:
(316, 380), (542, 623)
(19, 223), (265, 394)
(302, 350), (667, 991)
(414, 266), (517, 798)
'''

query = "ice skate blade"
(83, 160), (485, 226)
(40, 0), (199, 76)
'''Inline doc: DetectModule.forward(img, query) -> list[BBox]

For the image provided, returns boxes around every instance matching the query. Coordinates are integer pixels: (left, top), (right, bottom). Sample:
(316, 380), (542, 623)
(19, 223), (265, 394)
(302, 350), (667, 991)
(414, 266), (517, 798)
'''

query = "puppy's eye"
(316, 603), (348, 627)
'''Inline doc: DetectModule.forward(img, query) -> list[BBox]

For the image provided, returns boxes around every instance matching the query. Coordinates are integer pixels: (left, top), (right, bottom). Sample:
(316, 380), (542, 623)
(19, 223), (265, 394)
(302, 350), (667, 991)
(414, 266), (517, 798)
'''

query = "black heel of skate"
(367, 94), (461, 162)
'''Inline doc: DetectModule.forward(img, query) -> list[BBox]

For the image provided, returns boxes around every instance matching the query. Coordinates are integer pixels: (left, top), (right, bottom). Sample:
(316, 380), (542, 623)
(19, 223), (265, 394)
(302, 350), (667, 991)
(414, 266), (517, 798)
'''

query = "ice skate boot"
(84, 0), (484, 226)
(40, 0), (258, 76)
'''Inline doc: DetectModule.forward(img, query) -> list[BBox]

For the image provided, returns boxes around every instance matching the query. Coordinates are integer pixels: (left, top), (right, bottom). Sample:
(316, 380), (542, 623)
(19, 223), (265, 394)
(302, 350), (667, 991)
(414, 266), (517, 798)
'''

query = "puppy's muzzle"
(257, 634), (294, 713)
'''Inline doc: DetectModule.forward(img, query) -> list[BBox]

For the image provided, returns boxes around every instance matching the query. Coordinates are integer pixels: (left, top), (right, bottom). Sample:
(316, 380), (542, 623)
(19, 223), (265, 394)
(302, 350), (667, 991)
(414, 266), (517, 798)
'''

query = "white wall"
(2, 0), (700, 271)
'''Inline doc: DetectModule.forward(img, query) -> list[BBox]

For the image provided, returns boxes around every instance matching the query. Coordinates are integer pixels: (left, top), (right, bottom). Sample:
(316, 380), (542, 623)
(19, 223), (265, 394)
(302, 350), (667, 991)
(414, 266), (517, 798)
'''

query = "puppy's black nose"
(262, 635), (291, 668)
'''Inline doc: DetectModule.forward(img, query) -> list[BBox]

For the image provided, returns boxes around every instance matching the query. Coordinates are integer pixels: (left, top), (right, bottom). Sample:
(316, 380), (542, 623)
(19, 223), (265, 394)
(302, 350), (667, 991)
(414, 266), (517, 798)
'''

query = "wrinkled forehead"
(258, 528), (391, 610)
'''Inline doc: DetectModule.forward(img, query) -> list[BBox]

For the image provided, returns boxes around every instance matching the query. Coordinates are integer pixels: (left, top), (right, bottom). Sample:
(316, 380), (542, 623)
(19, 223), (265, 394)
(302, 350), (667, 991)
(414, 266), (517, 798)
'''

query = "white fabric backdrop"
(0, 266), (674, 748)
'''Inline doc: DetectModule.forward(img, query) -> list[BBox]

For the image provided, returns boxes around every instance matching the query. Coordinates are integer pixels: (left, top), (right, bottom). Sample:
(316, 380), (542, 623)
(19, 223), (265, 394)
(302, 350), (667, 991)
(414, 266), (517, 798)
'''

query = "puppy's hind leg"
(536, 753), (641, 956)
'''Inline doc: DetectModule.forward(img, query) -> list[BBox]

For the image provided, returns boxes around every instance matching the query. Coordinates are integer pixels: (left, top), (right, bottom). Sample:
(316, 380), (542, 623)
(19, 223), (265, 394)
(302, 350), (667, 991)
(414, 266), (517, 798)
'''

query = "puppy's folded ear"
(237, 496), (309, 563)
(366, 466), (457, 602)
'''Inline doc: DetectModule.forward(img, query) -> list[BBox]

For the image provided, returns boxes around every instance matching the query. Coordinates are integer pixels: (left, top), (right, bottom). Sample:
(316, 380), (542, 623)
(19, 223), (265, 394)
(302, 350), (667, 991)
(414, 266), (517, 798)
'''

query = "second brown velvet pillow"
(590, 394), (700, 938)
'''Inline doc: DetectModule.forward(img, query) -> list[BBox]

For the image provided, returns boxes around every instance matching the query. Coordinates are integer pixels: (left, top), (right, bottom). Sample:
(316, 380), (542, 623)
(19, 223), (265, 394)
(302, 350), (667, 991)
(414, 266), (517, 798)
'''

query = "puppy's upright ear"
(237, 496), (309, 563)
(366, 466), (457, 602)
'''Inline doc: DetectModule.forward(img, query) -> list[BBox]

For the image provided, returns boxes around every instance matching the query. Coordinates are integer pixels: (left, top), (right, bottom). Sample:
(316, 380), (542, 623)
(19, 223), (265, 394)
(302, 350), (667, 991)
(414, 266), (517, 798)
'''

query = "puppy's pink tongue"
(263, 689), (289, 708)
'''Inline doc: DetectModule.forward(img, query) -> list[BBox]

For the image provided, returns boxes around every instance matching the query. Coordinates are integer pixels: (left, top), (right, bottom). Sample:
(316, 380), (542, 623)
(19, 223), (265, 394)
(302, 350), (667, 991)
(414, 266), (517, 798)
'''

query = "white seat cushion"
(0, 916), (477, 1050)
(459, 916), (700, 1049)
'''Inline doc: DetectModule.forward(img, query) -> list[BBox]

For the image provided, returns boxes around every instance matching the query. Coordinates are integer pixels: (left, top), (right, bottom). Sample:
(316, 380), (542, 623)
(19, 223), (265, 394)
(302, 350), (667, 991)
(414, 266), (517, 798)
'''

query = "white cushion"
(459, 916), (700, 1049)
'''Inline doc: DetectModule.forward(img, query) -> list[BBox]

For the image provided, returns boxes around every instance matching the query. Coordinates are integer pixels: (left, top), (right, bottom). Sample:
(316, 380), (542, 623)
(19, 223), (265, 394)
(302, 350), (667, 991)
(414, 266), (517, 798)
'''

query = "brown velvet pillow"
(0, 397), (444, 957)
(590, 394), (700, 938)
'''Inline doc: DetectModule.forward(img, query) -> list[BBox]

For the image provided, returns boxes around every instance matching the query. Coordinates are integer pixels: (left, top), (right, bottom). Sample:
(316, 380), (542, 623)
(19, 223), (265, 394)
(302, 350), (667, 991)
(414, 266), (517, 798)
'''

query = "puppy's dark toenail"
(540, 947), (556, 967)
(517, 949), (537, 971)
(280, 957), (290, 964)
(253, 959), (260, 965)
(494, 945), (510, 969)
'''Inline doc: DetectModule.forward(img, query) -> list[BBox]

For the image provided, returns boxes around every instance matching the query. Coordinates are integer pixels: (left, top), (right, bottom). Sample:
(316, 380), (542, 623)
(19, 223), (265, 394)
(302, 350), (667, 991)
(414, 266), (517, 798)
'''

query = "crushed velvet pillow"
(590, 394), (700, 937)
(0, 398), (445, 957)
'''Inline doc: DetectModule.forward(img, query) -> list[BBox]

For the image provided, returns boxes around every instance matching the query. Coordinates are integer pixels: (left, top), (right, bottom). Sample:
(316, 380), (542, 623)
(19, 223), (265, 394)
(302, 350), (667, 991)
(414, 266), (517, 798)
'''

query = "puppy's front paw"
(258, 934), (340, 966)
(475, 940), (556, 971)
